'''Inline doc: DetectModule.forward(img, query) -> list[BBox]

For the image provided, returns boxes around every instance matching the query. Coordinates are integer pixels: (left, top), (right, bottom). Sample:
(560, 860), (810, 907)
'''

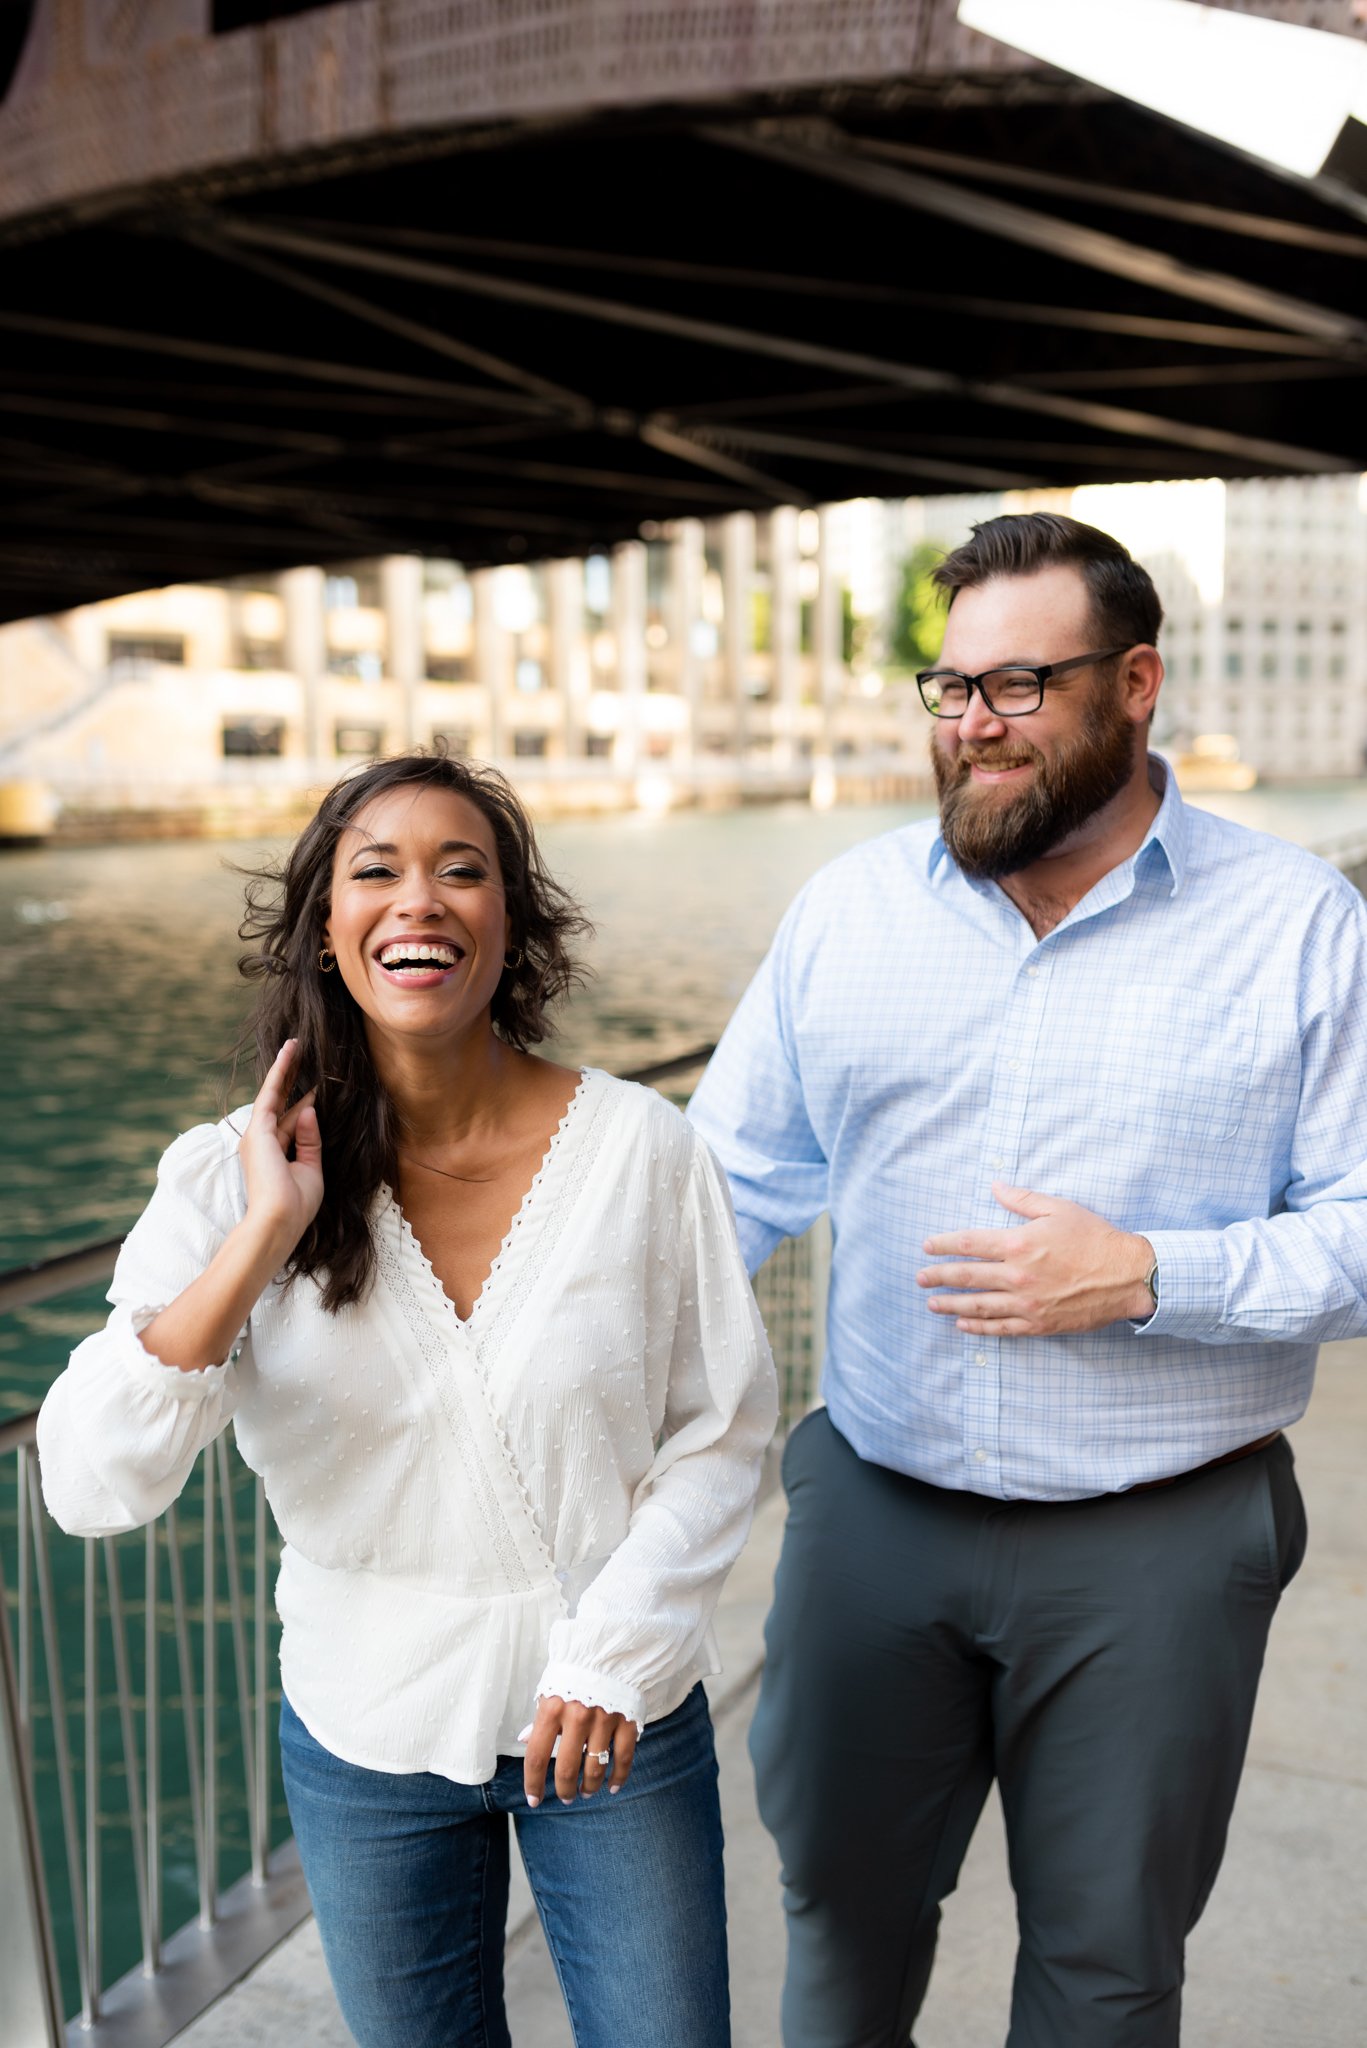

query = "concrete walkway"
(178, 1342), (1367, 2047)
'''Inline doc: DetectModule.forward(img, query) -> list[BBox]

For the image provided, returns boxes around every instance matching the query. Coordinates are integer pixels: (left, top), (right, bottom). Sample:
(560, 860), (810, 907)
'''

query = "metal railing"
(0, 1045), (825, 2048)
(0, 1419), (309, 2048)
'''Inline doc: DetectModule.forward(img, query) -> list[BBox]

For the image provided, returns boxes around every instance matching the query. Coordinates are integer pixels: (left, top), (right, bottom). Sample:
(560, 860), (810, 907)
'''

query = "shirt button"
(974, 1351), (987, 1365)
(973, 1448), (989, 1463)
(990, 1157), (1006, 1171)
(1026, 965), (1040, 978)
(1007, 1059), (1021, 1073)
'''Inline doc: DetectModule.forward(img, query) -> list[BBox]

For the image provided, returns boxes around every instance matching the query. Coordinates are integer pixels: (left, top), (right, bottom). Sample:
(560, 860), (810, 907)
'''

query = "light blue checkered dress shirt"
(689, 765), (1367, 1499)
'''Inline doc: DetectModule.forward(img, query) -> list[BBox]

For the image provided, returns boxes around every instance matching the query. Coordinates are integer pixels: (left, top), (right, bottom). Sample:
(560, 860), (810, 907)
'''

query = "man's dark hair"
(931, 512), (1163, 650)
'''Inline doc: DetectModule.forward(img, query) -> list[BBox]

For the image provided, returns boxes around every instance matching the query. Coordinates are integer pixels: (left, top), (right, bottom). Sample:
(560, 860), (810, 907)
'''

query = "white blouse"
(38, 1069), (778, 1783)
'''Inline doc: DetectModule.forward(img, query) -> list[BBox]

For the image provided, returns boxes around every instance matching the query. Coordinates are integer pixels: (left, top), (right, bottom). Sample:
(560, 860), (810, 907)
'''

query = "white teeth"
(378, 941), (458, 967)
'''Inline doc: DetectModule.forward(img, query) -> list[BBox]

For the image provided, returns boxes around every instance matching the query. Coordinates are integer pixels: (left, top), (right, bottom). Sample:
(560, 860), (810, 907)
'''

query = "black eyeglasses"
(916, 646), (1131, 719)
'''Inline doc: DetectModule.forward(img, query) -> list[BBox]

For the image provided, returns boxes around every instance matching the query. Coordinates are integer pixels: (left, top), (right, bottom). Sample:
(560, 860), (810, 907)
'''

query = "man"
(688, 513), (1367, 2047)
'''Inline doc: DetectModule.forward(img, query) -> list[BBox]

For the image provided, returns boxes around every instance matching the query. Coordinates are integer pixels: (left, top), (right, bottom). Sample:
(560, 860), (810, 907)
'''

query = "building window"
(326, 650), (384, 681)
(222, 718), (284, 758)
(515, 659), (544, 694)
(335, 723), (384, 758)
(324, 563), (382, 609)
(239, 639), (284, 671)
(425, 655), (472, 683)
(584, 733), (613, 758)
(423, 559), (470, 602)
(512, 732), (547, 758)
(1225, 653), (1243, 678)
(584, 554), (612, 621)
(1259, 654), (1277, 678)
(108, 633), (186, 668)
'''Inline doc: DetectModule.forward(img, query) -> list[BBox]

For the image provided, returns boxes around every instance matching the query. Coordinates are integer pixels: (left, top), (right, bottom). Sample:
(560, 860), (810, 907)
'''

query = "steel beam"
(258, 213), (1347, 355)
(675, 424), (1036, 491)
(850, 136), (1367, 257)
(705, 125), (1367, 349)
(202, 214), (1349, 473)
(0, 312), (555, 412)
(175, 224), (590, 416)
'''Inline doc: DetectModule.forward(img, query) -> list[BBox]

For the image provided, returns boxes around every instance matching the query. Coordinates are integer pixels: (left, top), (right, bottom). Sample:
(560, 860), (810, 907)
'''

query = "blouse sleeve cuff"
(116, 1304), (240, 1400)
(534, 1661), (647, 1734)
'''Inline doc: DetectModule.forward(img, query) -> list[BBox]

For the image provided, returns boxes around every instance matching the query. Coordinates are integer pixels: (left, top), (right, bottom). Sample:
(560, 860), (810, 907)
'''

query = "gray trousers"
(750, 1410), (1307, 2048)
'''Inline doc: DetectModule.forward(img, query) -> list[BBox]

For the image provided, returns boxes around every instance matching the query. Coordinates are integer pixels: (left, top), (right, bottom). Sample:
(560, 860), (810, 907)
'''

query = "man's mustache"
(952, 742), (1041, 779)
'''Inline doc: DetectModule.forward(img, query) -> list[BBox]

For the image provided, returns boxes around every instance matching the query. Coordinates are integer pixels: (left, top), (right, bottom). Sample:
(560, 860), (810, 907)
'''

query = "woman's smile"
(324, 784), (510, 1035)
(373, 937), (467, 986)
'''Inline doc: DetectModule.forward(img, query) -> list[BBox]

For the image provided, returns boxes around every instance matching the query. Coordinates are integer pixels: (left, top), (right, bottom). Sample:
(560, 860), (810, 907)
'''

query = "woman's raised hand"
(239, 1041), (324, 1259)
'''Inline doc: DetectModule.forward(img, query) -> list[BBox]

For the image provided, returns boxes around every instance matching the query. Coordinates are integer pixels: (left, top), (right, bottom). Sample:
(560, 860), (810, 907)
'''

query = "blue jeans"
(280, 1684), (730, 2048)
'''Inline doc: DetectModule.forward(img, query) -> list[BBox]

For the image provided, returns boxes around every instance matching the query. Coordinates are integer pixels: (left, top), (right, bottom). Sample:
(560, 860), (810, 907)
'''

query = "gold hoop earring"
(319, 948), (336, 973)
(504, 945), (524, 971)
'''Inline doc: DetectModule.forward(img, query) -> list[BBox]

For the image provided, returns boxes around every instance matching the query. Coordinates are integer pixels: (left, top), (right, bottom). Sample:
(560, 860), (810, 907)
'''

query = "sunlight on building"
(1071, 479), (1227, 608)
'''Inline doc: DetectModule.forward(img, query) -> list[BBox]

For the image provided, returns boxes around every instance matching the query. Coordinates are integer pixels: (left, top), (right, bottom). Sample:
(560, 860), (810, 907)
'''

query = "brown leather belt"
(1126, 1430), (1282, 1494)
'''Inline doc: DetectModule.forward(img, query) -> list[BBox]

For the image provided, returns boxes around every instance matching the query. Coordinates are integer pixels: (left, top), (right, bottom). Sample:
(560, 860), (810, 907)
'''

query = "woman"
(38, 752), (777, 2048)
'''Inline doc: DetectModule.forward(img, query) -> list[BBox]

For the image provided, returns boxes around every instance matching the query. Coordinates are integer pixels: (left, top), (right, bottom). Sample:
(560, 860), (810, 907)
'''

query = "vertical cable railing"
(0, 1418), (311, 2048)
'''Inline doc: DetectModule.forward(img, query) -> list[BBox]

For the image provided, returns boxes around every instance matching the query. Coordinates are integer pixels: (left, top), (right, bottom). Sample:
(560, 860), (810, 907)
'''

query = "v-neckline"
(387, 1067), (591, 1333)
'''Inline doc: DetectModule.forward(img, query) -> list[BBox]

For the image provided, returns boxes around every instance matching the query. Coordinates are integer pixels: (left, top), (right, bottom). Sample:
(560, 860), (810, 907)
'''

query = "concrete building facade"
(0, 509), (926, 836)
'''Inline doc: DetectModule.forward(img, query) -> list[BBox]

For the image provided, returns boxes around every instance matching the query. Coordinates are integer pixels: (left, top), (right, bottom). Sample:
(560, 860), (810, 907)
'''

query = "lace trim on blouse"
(373, 1217), (545, 1594)
(474, 1070), (620, 1367)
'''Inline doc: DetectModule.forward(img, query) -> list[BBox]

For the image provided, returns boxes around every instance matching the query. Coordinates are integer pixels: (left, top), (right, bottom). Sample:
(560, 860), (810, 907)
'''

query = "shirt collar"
(925, 754), (1190, 897)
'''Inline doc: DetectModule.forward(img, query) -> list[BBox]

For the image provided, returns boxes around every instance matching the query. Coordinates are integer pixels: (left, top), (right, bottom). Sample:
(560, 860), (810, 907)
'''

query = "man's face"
(930, 564), (1137, 881)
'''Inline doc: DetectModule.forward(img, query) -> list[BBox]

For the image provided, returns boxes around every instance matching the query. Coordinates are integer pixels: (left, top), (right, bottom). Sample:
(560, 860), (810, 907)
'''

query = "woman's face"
(322, 783), (511, 1050)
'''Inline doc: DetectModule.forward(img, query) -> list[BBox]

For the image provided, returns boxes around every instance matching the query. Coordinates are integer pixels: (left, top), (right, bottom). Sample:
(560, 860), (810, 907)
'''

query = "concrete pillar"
(721, 512), (754, 756)
(281, 565), (326, 774)
(548, 558), (585, 763)
(381, 554), (423, 750)
(770, 505), (801, 773)
(612, 540), (647, 775)
(815, 507), (843, 755)
(671, 520), (705, 776)
(472, 570), (502, 762)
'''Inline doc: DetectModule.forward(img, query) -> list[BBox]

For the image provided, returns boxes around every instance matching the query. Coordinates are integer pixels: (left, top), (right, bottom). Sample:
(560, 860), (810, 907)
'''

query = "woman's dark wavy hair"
(235, 751), (591, 1312)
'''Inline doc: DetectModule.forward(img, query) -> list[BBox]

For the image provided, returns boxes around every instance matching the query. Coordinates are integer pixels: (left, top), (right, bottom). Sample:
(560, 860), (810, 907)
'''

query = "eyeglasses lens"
(922, 669), (1042, 717)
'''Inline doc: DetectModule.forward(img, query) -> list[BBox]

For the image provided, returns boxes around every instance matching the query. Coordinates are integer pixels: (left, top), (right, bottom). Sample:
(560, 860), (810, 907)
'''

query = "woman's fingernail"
(525, 1794), (539, 1808)
(608, 1784), (621, 1795)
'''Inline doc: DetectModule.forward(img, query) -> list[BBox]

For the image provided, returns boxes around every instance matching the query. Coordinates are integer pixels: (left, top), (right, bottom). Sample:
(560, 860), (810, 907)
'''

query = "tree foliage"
(890, 542), (949, 672)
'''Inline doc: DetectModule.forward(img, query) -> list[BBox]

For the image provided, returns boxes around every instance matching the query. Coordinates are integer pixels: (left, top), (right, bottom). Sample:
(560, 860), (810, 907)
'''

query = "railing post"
(0, 1549), (64, 2048)
(810, 1212), (831, 1388)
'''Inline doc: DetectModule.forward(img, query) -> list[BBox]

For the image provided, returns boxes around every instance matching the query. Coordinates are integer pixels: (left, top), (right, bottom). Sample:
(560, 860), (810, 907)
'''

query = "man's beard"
(932, 684), (1137, 882)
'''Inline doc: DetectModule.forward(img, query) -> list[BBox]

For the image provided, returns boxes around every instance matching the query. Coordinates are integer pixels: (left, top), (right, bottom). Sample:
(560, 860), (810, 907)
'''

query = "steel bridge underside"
(4, 60), (1367, 620)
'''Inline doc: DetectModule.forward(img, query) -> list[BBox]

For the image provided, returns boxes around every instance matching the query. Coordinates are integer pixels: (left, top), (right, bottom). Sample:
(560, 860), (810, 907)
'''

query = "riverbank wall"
(4, 763), (939, 844)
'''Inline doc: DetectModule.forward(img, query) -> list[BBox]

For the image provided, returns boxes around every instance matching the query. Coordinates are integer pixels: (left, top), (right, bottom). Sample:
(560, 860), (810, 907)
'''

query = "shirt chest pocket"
(1087, 985), (1259, 1145)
